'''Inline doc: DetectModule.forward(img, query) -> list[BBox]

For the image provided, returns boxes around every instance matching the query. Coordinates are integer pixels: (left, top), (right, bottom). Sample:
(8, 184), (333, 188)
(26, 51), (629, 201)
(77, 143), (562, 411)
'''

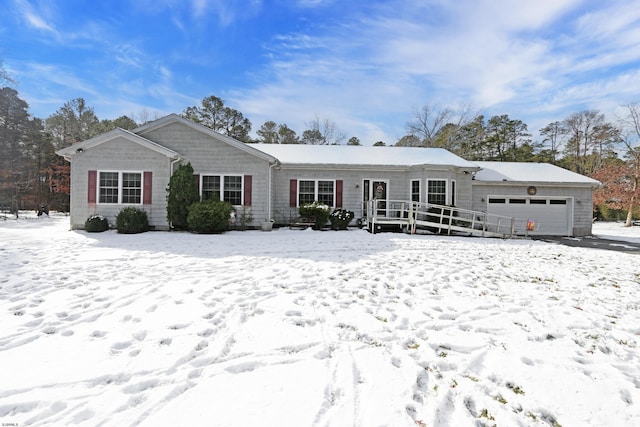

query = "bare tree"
(615, 102), (640, 226)
(303, 116), (345, 145)
(0, 60), (14, 87)
(407, 104), (475, 148)
(539, 121), (563, 163)
(561, 110), (620, 175)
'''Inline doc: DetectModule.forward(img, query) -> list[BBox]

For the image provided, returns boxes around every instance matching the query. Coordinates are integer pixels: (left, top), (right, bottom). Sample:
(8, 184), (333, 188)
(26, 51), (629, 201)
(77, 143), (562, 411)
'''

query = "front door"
(363, 179), (388, 217)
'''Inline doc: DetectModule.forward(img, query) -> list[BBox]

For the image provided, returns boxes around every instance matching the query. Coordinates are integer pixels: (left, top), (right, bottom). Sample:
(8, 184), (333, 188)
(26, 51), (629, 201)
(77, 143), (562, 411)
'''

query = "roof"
(473, 161), (601, 185)
(56, 128), (180, 159)
(250, 144), (479, 169)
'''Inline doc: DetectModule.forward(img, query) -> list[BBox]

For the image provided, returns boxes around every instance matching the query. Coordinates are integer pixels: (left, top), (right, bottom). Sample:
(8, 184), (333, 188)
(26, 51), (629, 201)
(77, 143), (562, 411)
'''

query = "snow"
(1, 213), (639, 427)
(251, 144), (478, 168)
(473, 161), (601, 184)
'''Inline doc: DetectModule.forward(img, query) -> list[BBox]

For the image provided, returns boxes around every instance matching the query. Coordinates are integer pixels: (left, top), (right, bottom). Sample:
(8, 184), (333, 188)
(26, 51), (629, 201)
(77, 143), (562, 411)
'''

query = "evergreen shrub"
(187, 199), (234, 233)
(299, 201), (331, 229)
(116, 207), (149, 234)
(85, 214), (109, 232)
(166, 162), (200, 230)
(329, 208), (354, 230)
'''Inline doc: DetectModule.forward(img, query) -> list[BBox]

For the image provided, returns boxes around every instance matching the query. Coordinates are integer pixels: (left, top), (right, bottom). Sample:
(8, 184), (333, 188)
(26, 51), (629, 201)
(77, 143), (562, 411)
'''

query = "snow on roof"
(473, 161), (600, 185)
(250, 144), (478, 169)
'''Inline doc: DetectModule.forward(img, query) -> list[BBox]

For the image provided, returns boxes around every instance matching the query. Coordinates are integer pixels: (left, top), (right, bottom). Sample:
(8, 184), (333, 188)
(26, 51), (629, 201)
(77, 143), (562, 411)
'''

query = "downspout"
(268, 161), (278, 221)
(170, 156), (181, 176)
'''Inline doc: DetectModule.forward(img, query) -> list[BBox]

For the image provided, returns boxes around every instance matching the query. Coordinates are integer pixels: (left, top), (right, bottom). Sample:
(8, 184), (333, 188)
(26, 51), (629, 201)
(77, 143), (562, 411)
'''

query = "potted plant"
(261, 219), (275, 231)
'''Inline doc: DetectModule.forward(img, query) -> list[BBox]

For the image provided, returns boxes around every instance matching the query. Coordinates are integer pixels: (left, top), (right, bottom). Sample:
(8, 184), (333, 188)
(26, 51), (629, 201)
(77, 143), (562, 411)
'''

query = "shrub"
(85, 214), (109, 232)
(187, 199), (234, 234)
(166, 162), (200, 230)
(329, 208), (354, 230)
(299, 201), (331, 229)
(116, 207), (149, 234)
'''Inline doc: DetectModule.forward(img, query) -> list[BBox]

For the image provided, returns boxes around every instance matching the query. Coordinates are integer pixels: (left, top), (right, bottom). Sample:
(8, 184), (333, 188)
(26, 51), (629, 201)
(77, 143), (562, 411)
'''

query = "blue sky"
(2, 0), (639, 145)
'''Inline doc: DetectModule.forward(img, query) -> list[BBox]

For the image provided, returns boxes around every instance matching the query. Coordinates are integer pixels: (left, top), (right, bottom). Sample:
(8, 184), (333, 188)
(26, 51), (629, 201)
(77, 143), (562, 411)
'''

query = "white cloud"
(13, 0), (59, 37)
(236, 0), (640, 144)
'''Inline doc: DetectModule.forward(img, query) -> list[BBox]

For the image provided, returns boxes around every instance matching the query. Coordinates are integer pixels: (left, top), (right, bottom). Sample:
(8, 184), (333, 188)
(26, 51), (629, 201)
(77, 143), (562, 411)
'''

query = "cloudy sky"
(2, 0), (639, 144)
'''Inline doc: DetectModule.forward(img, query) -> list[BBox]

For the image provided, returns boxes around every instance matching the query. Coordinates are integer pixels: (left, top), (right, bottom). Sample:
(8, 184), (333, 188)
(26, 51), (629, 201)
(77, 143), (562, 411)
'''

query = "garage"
(471, 161), (599, 237)
(487, 196), (572, 235)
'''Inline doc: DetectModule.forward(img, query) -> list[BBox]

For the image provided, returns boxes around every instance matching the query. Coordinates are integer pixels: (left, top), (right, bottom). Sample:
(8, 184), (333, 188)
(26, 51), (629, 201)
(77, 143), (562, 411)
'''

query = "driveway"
(532, 235), (640, 254)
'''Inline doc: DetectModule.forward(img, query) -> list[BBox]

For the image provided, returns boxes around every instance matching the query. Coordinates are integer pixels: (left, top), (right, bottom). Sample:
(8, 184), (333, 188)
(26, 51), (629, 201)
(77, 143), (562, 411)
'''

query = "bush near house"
(187, 199), (234, 234)
(166, 162), (200, 230)
(330, 208), (355, 230)
(84, 214), (109, 232)
(299, 202), (331, 230)
(116, 207), (149, 234)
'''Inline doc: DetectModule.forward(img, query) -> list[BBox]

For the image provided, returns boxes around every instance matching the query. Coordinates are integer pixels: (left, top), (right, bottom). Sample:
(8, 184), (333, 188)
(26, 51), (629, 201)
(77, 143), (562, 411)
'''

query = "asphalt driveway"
(532, 235), (640, 254)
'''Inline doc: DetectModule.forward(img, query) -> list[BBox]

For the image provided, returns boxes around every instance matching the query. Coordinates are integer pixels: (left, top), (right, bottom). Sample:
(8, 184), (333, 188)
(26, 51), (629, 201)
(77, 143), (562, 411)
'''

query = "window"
(91, 171), (150, 205)
(224, 176), (242, 205)
(530, 199), (547, 205)
(99, 171), (142, 204)
(427, 180), (447, 205)
(317, 180), (334, 206)
(411, 180), (420, 202)
(99, 172), (119, 203)
(298, 180), (335, 207)
(550, 199), (567, 205)
(509, 198), (526, 204)
(122, 173), (142, 204)
(488, 198), (506, 204)
(202, 176), (220, 200)
(201, 175), (243, 205)
(299, 180), (316, 206)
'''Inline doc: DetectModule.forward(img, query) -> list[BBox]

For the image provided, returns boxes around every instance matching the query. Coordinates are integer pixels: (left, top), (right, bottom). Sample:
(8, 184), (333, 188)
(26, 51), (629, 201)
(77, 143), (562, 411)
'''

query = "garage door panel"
(487, 197), (571, 236)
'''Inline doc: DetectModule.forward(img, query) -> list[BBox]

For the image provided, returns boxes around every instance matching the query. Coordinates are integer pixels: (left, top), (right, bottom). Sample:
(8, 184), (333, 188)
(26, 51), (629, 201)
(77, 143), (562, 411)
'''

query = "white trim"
(200, 173), (245, 206)
(426, 178), (448, 205)
(56, 128), (179, 159)
(97, 170), (144, 205)
(296, 178), (336, 208)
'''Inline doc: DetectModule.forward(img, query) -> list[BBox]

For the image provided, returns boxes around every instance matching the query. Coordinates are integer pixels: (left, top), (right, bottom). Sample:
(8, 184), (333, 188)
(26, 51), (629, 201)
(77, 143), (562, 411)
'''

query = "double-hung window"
(298, 180), (335, 207)
(201, 175), (243, 205)
(122, 173), (142, 204)
(99, 171), (142, 204)
(427, 179), (447, 205)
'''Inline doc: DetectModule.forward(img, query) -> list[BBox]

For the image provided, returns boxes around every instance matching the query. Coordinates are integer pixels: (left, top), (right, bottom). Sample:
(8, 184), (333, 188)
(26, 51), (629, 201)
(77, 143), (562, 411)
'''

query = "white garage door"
(487, 197), (571, 236)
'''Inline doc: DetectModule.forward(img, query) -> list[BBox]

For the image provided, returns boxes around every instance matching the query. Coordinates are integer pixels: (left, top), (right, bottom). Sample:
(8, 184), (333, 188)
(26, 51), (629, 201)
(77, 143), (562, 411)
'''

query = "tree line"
(1, 65), (638, 224)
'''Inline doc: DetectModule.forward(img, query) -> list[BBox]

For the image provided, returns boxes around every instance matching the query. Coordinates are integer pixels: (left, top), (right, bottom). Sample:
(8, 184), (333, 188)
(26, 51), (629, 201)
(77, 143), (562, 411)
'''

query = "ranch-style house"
(56, 114), (599, 236)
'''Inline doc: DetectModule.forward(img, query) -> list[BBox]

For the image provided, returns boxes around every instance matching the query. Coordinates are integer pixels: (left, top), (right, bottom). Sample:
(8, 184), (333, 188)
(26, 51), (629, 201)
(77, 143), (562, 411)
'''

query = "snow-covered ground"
(1, 213), (639, 427)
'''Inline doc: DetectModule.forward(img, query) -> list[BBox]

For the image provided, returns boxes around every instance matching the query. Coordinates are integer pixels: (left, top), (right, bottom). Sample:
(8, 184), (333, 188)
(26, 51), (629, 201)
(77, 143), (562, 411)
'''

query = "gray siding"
(471, 183), (594, 236)
(270, 167), (472, 224)
(69, 136), (172, 229)
(143, 123), (272, 224)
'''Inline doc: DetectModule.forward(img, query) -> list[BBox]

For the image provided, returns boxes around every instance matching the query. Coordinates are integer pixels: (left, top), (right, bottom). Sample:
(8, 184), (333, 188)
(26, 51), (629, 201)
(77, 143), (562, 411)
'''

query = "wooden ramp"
(365, 200), (532, 238)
